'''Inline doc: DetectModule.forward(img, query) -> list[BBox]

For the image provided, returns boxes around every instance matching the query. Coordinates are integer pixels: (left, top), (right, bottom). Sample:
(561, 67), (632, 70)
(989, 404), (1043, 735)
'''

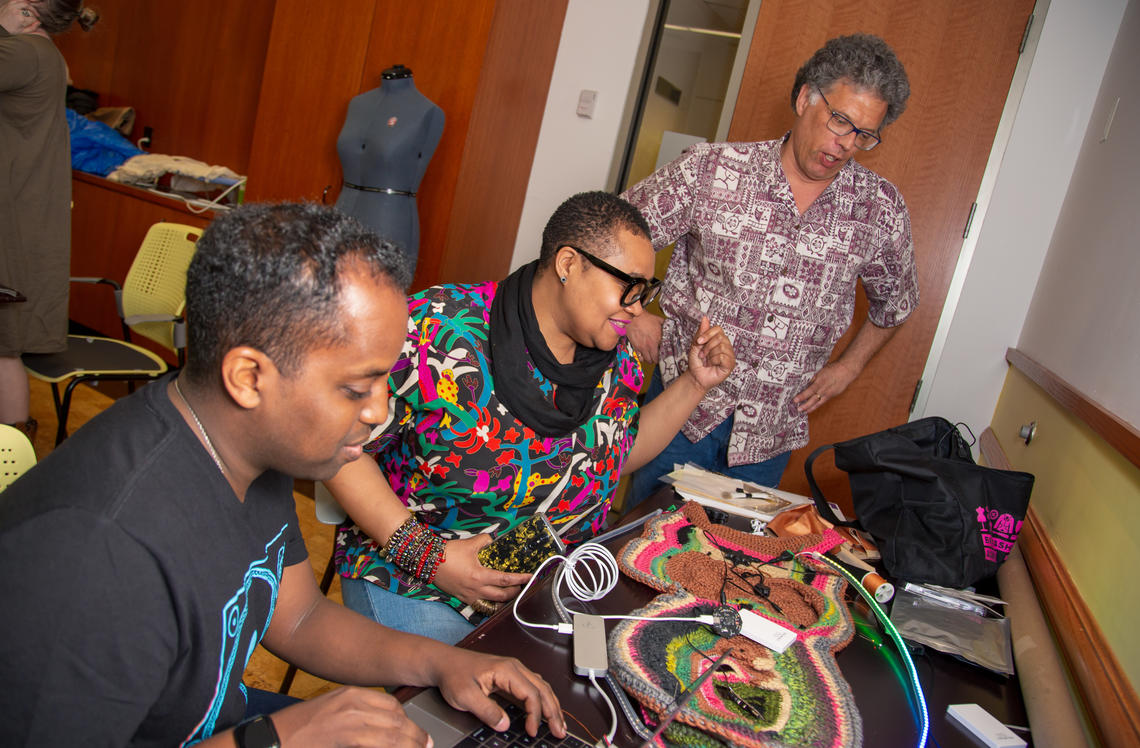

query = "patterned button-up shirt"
(623, 138), (918, 465)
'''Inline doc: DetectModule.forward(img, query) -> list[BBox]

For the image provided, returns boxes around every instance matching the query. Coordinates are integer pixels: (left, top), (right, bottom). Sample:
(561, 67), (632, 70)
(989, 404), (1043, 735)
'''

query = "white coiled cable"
(513, 542), (619, 632)
(514, 542), (715, 632)
(559, 542), (619, 602)
(510, 541), (716, 745)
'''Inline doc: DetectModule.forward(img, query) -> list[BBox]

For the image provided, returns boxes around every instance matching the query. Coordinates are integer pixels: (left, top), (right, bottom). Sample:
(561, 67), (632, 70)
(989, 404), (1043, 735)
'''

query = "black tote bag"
(804, 417), (1034, 588)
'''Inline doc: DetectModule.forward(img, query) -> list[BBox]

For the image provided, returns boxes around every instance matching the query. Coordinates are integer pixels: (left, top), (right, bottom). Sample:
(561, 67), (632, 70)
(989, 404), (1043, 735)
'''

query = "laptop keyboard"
(454, 702), (594, 748)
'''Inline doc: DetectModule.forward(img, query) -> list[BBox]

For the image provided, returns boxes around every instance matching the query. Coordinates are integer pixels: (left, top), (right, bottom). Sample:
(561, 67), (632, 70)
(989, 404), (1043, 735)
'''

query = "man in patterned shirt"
(623, 33), (919, 506)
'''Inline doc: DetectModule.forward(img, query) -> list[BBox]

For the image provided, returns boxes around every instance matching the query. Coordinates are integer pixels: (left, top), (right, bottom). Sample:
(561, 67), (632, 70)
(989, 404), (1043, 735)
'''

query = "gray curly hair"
(792, 34), (910, 127)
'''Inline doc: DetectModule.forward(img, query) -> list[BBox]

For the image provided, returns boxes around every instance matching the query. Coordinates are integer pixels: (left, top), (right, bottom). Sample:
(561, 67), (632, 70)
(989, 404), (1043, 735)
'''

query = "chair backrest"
(0, 424), (37, 492)
(122, 223), (201, 353)
(314, 482), (348, 525)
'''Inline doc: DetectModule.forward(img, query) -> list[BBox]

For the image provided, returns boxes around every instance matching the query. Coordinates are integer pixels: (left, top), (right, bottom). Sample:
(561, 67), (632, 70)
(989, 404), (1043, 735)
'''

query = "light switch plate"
(576, 89), (597, 118)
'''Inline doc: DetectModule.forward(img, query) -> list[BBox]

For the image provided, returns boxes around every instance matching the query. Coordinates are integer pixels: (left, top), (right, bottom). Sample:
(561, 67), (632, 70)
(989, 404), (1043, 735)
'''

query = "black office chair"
(23, 223), (200, 444)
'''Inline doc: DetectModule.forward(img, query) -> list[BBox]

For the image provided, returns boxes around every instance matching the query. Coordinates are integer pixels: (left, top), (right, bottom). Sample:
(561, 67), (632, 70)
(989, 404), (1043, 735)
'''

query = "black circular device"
(234, 715), (279, 748)
(711, 605), (743, 638)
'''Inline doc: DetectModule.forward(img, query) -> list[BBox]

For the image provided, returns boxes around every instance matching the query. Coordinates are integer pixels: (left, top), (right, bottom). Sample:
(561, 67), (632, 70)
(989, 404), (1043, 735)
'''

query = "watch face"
(237, 716), (280, 748)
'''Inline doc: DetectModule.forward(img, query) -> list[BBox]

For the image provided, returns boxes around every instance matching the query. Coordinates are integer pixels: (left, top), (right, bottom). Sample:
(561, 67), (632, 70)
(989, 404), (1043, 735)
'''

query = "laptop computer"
(402, 687), (594, 748)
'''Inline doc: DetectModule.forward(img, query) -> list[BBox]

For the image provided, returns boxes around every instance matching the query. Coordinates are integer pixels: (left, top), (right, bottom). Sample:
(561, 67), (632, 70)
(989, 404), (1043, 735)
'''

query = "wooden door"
(726, 0), (1036, 509)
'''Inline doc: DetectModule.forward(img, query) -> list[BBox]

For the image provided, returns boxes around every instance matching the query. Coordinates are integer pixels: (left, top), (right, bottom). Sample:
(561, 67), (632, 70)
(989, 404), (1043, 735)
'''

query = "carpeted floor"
(26, 376), (344, 699)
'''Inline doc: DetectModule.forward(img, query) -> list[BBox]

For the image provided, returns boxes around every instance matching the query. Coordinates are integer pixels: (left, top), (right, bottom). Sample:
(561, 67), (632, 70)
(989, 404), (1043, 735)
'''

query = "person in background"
(0, 203), (566, 747)
(623, 33), (918, 506)
(0, 0), (98, 442)
(328, 191), (736, 644)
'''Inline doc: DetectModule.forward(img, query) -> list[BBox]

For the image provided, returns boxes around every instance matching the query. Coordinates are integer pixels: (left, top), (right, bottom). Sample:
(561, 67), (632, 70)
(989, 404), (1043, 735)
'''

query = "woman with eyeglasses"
(327, 191), (735, 643)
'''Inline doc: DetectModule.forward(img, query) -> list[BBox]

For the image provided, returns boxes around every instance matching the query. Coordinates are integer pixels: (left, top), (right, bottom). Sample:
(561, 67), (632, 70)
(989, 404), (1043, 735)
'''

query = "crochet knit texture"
(610, 502), (862, 747)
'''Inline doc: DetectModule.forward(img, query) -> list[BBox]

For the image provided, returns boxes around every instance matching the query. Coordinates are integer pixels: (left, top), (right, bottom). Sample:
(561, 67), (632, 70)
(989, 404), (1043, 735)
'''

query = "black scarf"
(489, 260), (615, 437)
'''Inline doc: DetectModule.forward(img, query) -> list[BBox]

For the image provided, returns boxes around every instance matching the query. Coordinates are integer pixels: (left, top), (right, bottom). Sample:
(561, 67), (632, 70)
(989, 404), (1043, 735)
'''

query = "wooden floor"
(26, 376), (345, 699)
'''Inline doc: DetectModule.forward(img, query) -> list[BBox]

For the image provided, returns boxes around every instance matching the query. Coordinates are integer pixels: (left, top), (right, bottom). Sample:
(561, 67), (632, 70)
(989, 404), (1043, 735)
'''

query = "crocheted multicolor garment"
(609, 502), (861, 747)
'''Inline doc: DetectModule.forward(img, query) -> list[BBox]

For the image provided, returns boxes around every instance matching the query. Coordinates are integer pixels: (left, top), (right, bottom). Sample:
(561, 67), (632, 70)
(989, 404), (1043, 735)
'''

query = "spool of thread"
(829, 555), (896, 604)
(859, 572), (895, 604)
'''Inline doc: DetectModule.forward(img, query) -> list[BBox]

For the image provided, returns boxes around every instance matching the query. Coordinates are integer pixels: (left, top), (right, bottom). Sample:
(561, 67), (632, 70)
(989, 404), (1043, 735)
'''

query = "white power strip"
(946, 704), (1026, 747)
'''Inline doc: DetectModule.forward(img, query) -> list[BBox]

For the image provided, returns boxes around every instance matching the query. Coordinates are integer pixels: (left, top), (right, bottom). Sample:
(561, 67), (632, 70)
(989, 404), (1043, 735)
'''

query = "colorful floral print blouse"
(335, 281), (644, 621)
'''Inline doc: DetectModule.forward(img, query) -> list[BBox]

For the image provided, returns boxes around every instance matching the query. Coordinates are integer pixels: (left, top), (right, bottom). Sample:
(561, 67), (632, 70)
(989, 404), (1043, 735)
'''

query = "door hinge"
(962, 202), (978, 239)
(909, 378), (923, 414)
(1018, 13), (1035, 54)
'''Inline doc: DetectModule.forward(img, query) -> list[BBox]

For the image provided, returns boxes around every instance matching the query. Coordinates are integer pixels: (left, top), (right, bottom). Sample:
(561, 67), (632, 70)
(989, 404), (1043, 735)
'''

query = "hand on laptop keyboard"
(458, 703), (593, 748)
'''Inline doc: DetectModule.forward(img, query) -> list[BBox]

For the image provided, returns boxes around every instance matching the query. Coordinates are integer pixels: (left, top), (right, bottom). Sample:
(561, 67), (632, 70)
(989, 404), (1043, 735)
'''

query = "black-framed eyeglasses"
(566, 245), (662, 308)
(816, 87), (881, 151)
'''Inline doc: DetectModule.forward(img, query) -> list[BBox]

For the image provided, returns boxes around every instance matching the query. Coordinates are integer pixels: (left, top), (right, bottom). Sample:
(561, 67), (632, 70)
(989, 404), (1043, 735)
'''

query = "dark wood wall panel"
(57, 1), (567, 353)
(727, 0), (1035, 504)
(246, 1), (501, 293)
(245, 0), (376, 204)
(358, 0), (498, 291)
(439, 0), (569, 286)
(55, 0), (275, 174)
(51, 2), (119, 95)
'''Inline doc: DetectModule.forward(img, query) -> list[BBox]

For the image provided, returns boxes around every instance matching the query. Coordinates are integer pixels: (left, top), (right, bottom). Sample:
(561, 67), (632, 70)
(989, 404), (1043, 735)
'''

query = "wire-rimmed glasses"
(816, 86), (882, 151)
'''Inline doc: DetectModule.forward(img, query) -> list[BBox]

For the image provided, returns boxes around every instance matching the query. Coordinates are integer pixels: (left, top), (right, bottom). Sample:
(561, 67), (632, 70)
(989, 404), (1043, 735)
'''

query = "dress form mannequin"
(335, 64), (444, 274)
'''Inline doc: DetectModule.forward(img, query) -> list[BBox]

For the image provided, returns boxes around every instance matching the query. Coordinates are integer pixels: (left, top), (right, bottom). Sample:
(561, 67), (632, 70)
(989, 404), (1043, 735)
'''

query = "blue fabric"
(628, 368), (792, 509)
(341, 575), (475, 646)
(66, 108), (143, 176)
(242, 687), (300, 719)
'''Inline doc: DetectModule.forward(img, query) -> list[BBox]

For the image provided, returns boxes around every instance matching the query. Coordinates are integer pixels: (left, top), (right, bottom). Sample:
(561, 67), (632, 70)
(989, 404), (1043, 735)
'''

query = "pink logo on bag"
(976, 507), (1022, 562)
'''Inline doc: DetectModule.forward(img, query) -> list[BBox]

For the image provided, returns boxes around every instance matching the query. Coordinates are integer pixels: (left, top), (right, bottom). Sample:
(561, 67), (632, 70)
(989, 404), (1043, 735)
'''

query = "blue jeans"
(243, 686), (300, 718)
(628, 369), (792, 509)
(341, 575), (475, 645)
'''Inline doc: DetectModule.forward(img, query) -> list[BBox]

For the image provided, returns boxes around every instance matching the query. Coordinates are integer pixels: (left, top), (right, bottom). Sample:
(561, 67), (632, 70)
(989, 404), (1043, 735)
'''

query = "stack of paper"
(661, 463), (810, 522)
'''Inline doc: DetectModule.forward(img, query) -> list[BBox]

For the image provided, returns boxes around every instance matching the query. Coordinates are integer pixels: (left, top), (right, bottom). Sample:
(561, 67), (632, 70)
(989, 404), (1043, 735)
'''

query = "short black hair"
(792, 33), (910, 127)
(538, 191), (651, 269)
(184, 202), (410, 382)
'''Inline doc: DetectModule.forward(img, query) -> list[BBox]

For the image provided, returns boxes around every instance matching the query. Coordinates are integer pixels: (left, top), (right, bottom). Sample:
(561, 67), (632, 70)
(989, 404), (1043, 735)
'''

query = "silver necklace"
(173, 377), (228, 476)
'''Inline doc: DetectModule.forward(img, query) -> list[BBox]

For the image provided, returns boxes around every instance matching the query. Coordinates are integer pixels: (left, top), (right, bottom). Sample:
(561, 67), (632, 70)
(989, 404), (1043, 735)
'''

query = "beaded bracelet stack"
(383, 516), (446, 584)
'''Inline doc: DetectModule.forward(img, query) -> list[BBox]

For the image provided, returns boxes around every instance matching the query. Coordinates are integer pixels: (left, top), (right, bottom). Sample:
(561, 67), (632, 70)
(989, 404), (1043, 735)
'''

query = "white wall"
(1016, 0), (1140, 427)
(508, 0), (652, 270)
(918, 0), (1129, 433)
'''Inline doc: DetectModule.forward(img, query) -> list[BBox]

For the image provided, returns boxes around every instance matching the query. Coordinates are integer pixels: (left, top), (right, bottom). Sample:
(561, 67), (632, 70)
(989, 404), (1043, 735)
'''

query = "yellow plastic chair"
(0, 424), (37, 492)
(23, 223), (201, 444)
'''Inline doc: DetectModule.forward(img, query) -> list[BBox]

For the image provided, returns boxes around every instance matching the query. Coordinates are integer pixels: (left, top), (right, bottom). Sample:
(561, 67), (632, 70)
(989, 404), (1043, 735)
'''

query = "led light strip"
(800, 551), (930, 748)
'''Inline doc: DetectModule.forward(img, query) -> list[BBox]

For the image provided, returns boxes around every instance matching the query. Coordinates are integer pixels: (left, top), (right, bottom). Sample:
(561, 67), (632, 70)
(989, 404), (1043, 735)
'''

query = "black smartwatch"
(234, 715), (280, 748)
